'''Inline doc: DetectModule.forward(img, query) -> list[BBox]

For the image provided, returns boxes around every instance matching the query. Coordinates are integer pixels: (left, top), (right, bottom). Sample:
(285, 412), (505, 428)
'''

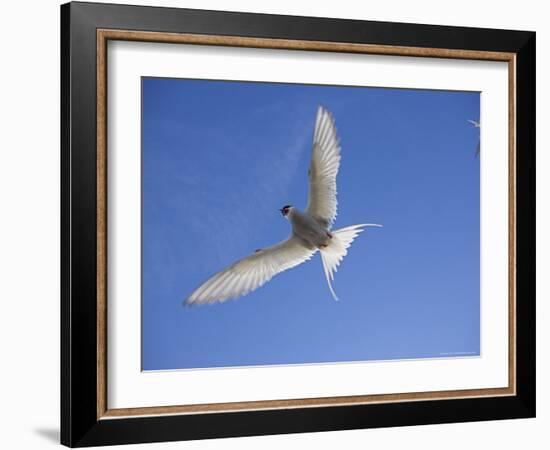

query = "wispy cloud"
(149, 101), (314, 272)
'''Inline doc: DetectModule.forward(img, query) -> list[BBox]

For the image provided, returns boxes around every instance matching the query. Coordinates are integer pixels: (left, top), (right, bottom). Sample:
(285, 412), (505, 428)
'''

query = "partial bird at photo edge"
(468, 119), (481, 157)
(184, 106), (382, 306)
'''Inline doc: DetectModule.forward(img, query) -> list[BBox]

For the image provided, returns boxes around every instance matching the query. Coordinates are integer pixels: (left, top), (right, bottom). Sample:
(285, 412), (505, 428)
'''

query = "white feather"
(185, 236), (317, 305)
(320, 224), (382, 301)
(306, 106), (341, 229)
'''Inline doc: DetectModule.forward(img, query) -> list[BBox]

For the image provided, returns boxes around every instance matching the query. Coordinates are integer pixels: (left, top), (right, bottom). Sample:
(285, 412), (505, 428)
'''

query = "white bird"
(468, 119), (481, 157)
(185, 106), (381, 306)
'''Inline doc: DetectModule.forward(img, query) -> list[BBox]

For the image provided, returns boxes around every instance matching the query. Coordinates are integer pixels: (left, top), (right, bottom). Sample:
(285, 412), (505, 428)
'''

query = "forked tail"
(320, 223), (382, 301)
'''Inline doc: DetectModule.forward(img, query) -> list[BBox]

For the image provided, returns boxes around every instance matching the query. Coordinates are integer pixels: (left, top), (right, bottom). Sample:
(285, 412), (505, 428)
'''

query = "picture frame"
(61, 1), (535, 447)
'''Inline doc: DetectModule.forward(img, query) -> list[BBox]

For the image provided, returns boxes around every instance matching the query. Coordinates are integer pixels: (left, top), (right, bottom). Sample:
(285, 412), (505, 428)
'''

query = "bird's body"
(185, 106), (381, 306)
(286, 207), (331, 249)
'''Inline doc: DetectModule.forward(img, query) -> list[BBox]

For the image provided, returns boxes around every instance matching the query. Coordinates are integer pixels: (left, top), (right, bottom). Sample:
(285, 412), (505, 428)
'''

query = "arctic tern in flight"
(185, 106), (381, 306)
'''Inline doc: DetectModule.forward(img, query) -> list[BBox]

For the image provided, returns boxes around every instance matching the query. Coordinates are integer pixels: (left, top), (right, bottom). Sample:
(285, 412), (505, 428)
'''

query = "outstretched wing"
(306, 106), (341, 229)
(185, 236), (317, 305)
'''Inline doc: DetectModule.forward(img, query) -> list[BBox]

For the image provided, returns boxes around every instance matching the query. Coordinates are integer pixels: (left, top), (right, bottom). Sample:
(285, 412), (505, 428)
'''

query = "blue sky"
(141, 77), (480, 371)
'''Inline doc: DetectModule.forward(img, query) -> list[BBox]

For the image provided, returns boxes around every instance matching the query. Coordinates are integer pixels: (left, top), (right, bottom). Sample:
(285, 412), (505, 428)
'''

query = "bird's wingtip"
(317, 104), (331, 114)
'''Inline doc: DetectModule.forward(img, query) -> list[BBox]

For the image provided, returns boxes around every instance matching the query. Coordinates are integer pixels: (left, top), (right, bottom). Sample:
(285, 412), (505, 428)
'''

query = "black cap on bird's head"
(280, 205), (292, 217)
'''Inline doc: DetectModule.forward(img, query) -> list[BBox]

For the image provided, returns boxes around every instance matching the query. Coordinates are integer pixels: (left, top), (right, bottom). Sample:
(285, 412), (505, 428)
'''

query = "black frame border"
(61, 2), (535, 447)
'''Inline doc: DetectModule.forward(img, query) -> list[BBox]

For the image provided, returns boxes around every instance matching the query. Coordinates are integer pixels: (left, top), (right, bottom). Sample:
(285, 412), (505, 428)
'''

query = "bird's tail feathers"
(320, 223), (382, 301)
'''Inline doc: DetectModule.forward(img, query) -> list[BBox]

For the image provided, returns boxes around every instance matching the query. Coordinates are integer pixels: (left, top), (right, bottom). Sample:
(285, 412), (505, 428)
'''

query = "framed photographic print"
(60, 1), (536, 447)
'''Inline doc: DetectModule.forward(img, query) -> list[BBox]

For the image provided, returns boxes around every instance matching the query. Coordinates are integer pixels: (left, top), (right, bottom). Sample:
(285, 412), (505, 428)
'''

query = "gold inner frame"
(96, 29), (517, 420)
